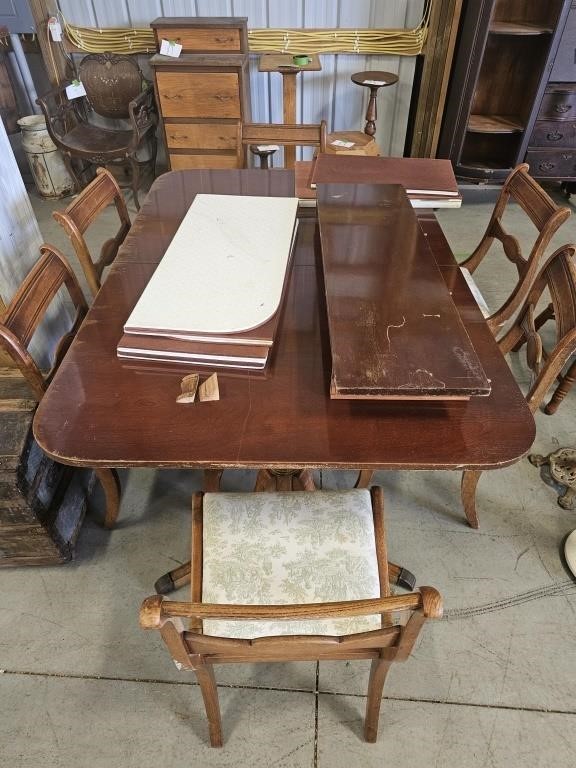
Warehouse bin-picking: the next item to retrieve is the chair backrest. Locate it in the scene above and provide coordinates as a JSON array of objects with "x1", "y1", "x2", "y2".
[
  {"x1": 53, "y1": 168, "x2": 131, "y2": 297},
  {"x1": 461, "y1": 163, "x2": 571, "y2": 332},
  {"x1": 499, "y1": 243, "x2": 576, "y2": 413},
  {"x1": 0, "y1": 245, "x2": 88, "y2": 400},
  {"x1": 237, "y1": 121, "x2": 327, "y2": 168},
  {"x1": 78, "y1": 53, "x2": 145, "y2": 119}
]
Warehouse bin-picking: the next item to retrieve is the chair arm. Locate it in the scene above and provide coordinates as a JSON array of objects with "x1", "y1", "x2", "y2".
[
  {"x1": 140, "y1": 589, "x2": 443, "y2": 627},
  {"x1": 36, "y1": 84, "x2": 85, "y2": 144},
  {"x1": 128, "y1": 86, "x2": 157, "y2": 149}
]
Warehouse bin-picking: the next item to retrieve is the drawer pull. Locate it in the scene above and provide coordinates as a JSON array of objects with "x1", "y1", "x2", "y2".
[
  {"x1": 539, "y1": 161, "x2": 555, "y2": 171},
  {"x1": 546, "y1": 131, "x2": 563, "y2": 141},
  {"x1": 554, "y1": 104, "x2": 572, "y2": 114},
  {"x1": 215, "y1": 36, "x2": 233, "y2": 42},
  {"x1": 215, "y1": 94, "x2": 232, "y2": 102}
]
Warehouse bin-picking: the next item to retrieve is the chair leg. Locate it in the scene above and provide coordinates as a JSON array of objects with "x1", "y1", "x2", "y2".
[
  {"x1": 63, "y1": 151, "x2": 82, "y2": 192},
  {"x1": 544, "y1": 358, "x2": 576, "y2": 415},
  {"x1": 355, "y1": 469, "x2": 374, "y2": 488},
  {"x1": 129, "y1": 156, "x2": 141, "y2": 211},
  {"x1": 461, "y1": 470, "x2": 482, "y2": 529},
  {"x1": 195, "y1": 662, "x2": 223, "y2": 747},
  {"x1": 95, "y1": 468, "x2": 122, "y2": 528},
  {"x1": 364, "y1": 658, "x2": 392, "y2": 743}
]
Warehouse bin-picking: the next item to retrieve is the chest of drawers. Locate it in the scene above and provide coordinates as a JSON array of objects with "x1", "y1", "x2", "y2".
[{"x1": 149, "y1": 18, "x2": 250, "y2": 171}]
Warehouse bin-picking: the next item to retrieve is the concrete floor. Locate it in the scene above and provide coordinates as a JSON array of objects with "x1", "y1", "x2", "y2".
[{"x1": 1, "y1": 180, "x2": 575, "y2": 767}]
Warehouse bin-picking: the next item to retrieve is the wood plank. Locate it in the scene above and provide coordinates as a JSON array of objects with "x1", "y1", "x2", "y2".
[{"x1": 317, "y1": 183, "x2": 490, "y2": 400}]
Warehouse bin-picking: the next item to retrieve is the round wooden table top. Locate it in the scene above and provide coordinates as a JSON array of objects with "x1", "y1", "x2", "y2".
[{"x1": 351, "y1": 71, "x2": 399, "y2": 88}]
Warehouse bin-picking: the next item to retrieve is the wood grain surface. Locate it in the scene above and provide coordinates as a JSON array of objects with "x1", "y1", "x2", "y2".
[{"x1": 33, "y1": 169, "x2": 535, "y2": 472}]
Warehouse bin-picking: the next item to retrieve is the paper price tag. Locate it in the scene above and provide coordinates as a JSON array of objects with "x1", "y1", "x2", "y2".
[
  {"x1": 65, "y1": 79, "x2": 87, "y2": 99},
  {"x1": 256, "y1": 145, "x2": 279, "y2": 152},
  {"x1": 363, "y1": 79, "x2": 388, "y2": 86},
  {"x1": 48, "y1": 17, "x2": 62, "y2": 42},
  {"x1": 331, "y1": 139, "x2": 355, "y2": 148},
  {"x1": 160, "y1": 38, "x2": 182, "y2": 57}
]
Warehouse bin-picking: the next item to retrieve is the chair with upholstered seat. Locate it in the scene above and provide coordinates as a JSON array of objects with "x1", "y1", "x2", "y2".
[
  {"x1": 459, "y1": 163, "x2": 570, "y2": 335},
  {"x1": 0, "y1": 244, "x2": 121, "y2": 528},
  {"x1": 53, "y1": 167, "x2": 131, "y2": 297},
  {"x1": 238, "y1": 121, "x2": 327, "y2": 169},
  {"x1": 140, "y1": 487, "x2": 442, "y2": 746},
  {"x1": 36, "y1": 52, "x2": 157, "y2": 210},
  {"x1": 462, "y1": 244, "x2": 576, "y2": 528}
]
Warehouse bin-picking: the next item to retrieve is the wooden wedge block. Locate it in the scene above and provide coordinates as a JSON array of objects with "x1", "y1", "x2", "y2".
[
  {"x1": 198, "y1": 373, "x2": 219, "y2": 402},
  {"x1": 176, "y1": 373, "x2": 200, "y2": 404}
]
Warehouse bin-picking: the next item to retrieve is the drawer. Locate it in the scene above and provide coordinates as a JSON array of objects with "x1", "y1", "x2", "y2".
[
  {"x1": 165, "y1": 123, "x2": 238, "y2": 150},
  {"x1": 530, "y1": 120, "x2": 576, "y2": 148},
  {"x1": 169, "y1": 153, "x2": 240, "y2": 170},
  {"x1": 525, "y1": 149, "x2": 576, "y2": 177},
  {"x1": 538, "y1": 86, "x2": 576, "y2": 121},
  {"x1": 154, "y1": 27, "x2": 242, "y2": 53},
  {"x1": 156, "y1": 72, "x2": 241, "y2": 119}
]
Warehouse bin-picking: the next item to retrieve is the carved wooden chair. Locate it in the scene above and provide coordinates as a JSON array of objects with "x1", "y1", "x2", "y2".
[
  {"x1": 0, "y1": 244, "x2": 121, "y2": 528},
  {"x1": 238, "y1": 121, "x2": 327, "y2": 169},
  {"x1": 462, "y1": 244, "x2": 576, "y2": 528},
  {"x1": 459, "y1": 163, "x2": 570, "y2": 335},
  {"x1": 140, "y1": 487, "x2": 442, "y2": 746},
  {"x1": 53, "y1": 167, "x2": 131, "y2": 297},
  {"x1": 36, "y1": 53, "x2": 157, "y2": 210}
]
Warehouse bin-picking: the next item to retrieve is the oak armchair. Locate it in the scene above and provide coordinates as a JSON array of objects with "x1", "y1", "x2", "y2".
[
  {"x1": 141, "y1": 488, "x2": 442, "y2": 746},
  {"x1": 36, "y1": 53, "x2": 157, "y2": 210}
]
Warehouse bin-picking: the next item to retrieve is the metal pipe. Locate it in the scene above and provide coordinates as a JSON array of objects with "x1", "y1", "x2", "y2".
[{"x1": 10, "y1": 33, "x2": 40, "y2": 114}]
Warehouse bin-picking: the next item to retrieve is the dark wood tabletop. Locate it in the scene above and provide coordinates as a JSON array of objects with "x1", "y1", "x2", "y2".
[{"x1": 33, "y1": 169, "x2": 535, "y2": 472}]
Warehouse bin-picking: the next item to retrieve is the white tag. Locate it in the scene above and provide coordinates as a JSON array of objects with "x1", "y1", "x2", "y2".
[
  {"x1": 363, "y1": 79, "x2": 388, "y2": 86},
  {"x1": 256, "y1": 144, "x2": 279, "y2": 152},
  {"x1": 160, "y1": 38, "x2": 182, "y2": 57},
  {"x1": 48, "y1": 17, "x2": 62, "y2": 42},
  {"x1": 331, "y1": 139, "x2": 355, "y2": 148},
  {"x1": 65, "y1": 80, "x2": 87, "y2": 99}
]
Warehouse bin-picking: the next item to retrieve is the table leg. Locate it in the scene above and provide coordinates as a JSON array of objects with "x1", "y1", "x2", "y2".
[
  {"x1": 283, "y1": 72, "x2": 297, "y2": 168},
  {"x1": 95, "y1": 468, "x2": 121, "y2": 529},
  {"x1": 365, "y1": 85, "x2": 379, "y2": 136}
]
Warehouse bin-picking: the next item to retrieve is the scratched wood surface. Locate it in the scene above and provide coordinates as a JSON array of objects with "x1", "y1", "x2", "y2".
[
  {"x1": 317, "y1": 183, "x2": 491, "y2": 399},
  {"x1": 33, "y1": 170, "x2": 534, "y2": 472}
]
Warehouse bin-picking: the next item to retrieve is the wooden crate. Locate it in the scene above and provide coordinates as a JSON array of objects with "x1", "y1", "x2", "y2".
[{"x1": 0, "y1": 372, "x2": 92, "y2": 566}]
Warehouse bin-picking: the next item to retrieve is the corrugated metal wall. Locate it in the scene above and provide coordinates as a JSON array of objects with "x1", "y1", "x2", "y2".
[{"x1": 59, "y1": 0, "x2": 424, "y2": 157}]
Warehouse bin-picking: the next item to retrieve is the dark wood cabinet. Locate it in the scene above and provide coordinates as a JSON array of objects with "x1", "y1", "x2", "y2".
[{"x1": 438, "y1": 0, "x2": 571, "y2": 181}]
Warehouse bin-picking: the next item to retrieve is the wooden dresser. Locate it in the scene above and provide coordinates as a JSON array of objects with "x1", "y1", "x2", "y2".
[
  {"x1": 526, "y1": 3, "x2": 576, "y2": 182},
  {"x1": 150, "y1": 17, "x2": 251, "y2": 171}
]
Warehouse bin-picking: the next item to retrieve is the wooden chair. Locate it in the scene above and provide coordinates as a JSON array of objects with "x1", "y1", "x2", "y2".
[
  {"x1": 140, "y1": 487, "x2": 442, "y2": 746},
  {"x1": 237, "y1": 121, "x2": 327, "y2": 169},
  {"x1": 0, "y1": 244, "x2": 121, "y2": 528},
  {"x1": 36, "y1": 52, "x2": 157, "y2": 210},
  {"x1": 459, "y1": 163, "x2": 570, "y2": 335},
  {"x1": 53, "y1": 167, "x2": 131, "y2": 297},
  {"x1": 462, "y1": 244, "x2": 576, "y2": 528}
]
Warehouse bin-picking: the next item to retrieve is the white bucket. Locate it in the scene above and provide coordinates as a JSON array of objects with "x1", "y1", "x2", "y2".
[{"x1": 17, "y1": 115, "x2": 75, "y2": 198}]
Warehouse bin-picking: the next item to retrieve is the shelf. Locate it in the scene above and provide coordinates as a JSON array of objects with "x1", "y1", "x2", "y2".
[
  {"x1": 489, "y1": 22, "x2": 554, "y2": 35},
  {"x1": 467, "y1": 114, "x2": 525, "y2": 133}
]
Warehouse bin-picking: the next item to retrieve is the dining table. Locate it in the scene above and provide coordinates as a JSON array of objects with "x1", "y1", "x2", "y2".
[{"x1": 33, "y1": 168, "x2": 536, "y2": 527}]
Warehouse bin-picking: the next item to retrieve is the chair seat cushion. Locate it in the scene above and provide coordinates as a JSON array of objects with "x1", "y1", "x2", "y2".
[
  {"x1": 202, "y1": 489, "x2": 382, "y2": 639},
  {"x1": 460, "y1": 267, "x2": 491, "y2": 318},
  {"x1": 62, "y1": 123, "x2": 134, "y2": 156}
]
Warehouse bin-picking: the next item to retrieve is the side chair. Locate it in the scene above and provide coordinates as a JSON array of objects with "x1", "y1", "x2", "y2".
[
  {"x1": 459, "y1": 163, "x2": 570, "y2": 335},
  {"x1": 53, "y1": 167, "x2": 131, "y2": 297},
  {"x1": 140, "y1": 487, "x2": 442, "y2": 746},
  {"x1": 0, "y1": 244, "x2": 121, "y2": 528},
  {"x1": 462, "y1": 244, "x2": 576, "y2": 528},
  {"x1": 238, "y1": 120, "x2": 327, "y2": 169}
]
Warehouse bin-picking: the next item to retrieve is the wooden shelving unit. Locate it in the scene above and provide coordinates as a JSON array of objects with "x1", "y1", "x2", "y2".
[{"x1": 438, "y1": 0, "x2": 571, "y2": 181}]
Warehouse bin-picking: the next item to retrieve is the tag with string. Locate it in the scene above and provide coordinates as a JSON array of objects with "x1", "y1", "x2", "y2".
[
  {"x1": 65, "y1": 79, "x2": 86, "y2": 99},
  {"x1": 160, "y1": 38, "x2": 182, "y2": 57},
  {"x1": 48, "y1": 16, "x2": 62, "y2": 42}
]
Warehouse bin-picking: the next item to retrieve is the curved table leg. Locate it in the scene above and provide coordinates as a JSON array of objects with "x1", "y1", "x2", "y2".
[
  {"x1": 95, "y1": 468, "x2": 122, "y2": 529},
  {"x1": 461, "y1": 470, "x2": 482, "y2": 529}
]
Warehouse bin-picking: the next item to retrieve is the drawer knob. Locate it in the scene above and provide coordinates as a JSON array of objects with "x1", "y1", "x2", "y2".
[
  {"x1": 546, "y1": 131, "x2": 563, "y2": 141},
  {"x1": 554, "y1": 104, "x2": 572, "y2": 114},
  {"x1": 539, "y1": 161, "x2": 555, "y2": 171}
]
